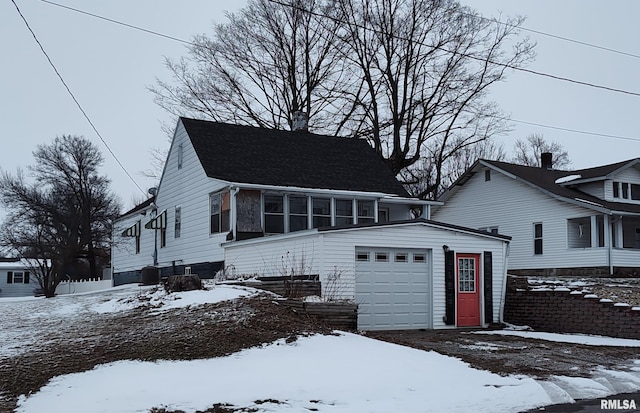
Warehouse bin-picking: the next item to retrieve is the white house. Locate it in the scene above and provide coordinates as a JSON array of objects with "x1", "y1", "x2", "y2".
[
  {"x1": 112, "y1": 117, "x2": 511, "y2": 330},
  {"x1": 433, "y1": 154, "x2": 640, "y2": 276},
  {"x1": 0, "y1": 259, "x2": 36, "y2": 298}
]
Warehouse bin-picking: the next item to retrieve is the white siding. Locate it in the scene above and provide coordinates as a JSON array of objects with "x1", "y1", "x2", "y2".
[
  {"x1": 613, "y1": 166, "x2": 640, "y2": 183},
  {"x1": 433, "y1": 169, "x2": 601, "y2": 270},
  {"x1": 224, "y1": 222, "x2": 508, "y2": 329},
  {"x1": 0, "y1": 268, "x2": 36, "y2": 297},
  {"x1": 112, "y1": 211, "x2": 155, "y2": 274},
  {"x1": 576, "y1": 181, "x2": 604, "y2": 199},
  {"x1": 152, "y1": 121, "x2": 230, "y2": 270}
]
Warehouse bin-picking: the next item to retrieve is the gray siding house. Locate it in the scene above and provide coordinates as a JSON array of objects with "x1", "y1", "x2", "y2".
[{"x1": 433, "y1": 155, "x2": 640, "y2": 276}]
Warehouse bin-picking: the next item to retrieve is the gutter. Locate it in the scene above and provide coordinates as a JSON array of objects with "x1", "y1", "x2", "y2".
[{"x1": 499, "y1": 241, "x2": 510, "y2": 324}]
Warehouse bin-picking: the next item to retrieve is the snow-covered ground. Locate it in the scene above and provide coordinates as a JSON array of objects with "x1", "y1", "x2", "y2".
[{"x1": 2, "y1": 283, "x2": 640, "y2": 413}]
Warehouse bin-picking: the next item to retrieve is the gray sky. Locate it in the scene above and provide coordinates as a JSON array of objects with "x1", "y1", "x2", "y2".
[{"x1": 2, "y1": 0, "x2": 639, "y2": 211}]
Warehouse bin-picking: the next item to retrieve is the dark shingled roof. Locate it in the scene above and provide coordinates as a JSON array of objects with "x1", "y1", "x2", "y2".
[
  {"x1": 482, "y1": 159, "x2": 640, "y2": 214},
  {"x1": 180, "y1": 118, "x2": 410, "y2": 197}
]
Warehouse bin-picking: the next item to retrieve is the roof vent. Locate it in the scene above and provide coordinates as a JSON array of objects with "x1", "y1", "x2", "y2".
[
  {"x1": 541, "y1": 152, "x2": 553, "y2": 169},
  {"x1": 291, "y1": 111, "x2": 308, "y2": 132}
]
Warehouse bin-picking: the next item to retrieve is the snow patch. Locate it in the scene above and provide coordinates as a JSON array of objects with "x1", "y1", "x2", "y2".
[
  {"x1": 475, "y1": 330, "x2": 640, "y2": 347},
  {"x1": 555, "y1": 174, "x2": 582, "y2": 184}
]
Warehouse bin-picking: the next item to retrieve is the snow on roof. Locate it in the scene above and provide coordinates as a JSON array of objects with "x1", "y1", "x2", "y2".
[{"x1": 554, "y1": 174, "x2": 582, "y2": 184}]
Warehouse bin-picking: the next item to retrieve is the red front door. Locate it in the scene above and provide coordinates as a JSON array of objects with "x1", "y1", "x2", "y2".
[{"x1": 456, "y1": 254, "x2": 481, "y2": 327}]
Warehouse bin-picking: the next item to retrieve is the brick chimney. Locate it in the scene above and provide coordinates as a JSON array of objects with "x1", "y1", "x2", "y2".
[
  {"x1": 291, "y1": 111, "x2": 308, "y2": 132},
  {"x1": 541, "y1": 152, "x2": 553, "y2": 169}
]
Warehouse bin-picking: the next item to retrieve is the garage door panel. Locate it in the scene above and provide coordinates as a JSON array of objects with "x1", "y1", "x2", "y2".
[{"x1": 356, "y1": 248, "x2": 431, "y2": 330}]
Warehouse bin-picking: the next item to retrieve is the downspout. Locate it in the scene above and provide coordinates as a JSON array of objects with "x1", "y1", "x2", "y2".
[
  {"x1": 230, "y1": 186, "x2": 240, "y2": 241},
  {"x1": 499, "y1": 241, "x2": 510, "y2": 323},
  {"x1": 608, "y1": 213, "x2": 613, "y2": 276}
]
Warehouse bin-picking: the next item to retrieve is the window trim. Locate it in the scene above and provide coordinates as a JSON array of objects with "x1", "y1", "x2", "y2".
[
  {"x1": 533, "y1": 222, "x2": 543, "y2": 255},
  {"x1": 177, "y1": 143, "x2": 183, "y2": 169},
  {"x1": 264, "y1": 194, "x2": 285, "y2": 234},
  {"x1": 174, "y1": 207, "x2": 181, "y2": 239},
  {"x1": 210, "y1": 191, "x2": 230, "y2": 235}
]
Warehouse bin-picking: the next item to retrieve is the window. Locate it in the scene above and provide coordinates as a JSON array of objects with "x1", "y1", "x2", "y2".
[
  {"x1": 135, "y1": 234, "x2": 141, "y2": 254},
  {"x1": 458, "y1": 258, "x2": 476, "y2": 292},
  {"x1": 264, "y1": 195, "x2": 284, "y2": 234},
  {"x1": 484, "y1": 169, "x2": 491, "y2": 181},
  {"x1": 534, "y1": 223, "x2": 543, "y2": 255},
  {"x1": 632, "y1": 184, "x2": 640, "y2": 201},
  {"x1": 375, "y1": 252, "x2": 389, "y2": 262},
  {"x1": 288, "y1": 195, "x2": 308, "y2": 232},
  {"x1": 177, "y1": 144, "x2": 183, "y2": 169},
  {"x1": 613, "y1": 181, "x2": 620, "y2": 198},
  {"x1": 160, "y1": 228, "x2": 167, "y2": 248},
  {"x1": 395, "y1": 252, "x2": 408, "y2": 263},
  {"x1": 335, "y1": 199, "x2": 353, "y2": 226},
  {"x1": 413, "y1": 253, "x2": 426, "y2": 263},
  {"x1": 567, "y1": 217, "x2": 590, "y2": 248},
  {"x1": 378, "y1": 208, "x2": 389, "y2": 223},
  {"x1": 312, "y1": 198, "x2": 331, "y2": 228},
  {"x1": 210, "y1": 192, "x2": 230, "y2": 234},
  {"x1": 356, "y1": 252, "x2": 369, "y2": 262},
  {"x1": 174, "y1": 207, "x2": 181, "y2": 238},
  {"x1": 357, "y1": 200, "x2": 375, "y2": 224},
  {"x1": 622, "y1": 182, "x2": 629, "y2": 199},
  {"x1": 6, "y1": 271, "x2": 29, "y2": 284}
]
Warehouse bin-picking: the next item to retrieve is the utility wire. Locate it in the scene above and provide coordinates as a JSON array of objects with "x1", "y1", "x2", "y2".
[
  {"x1": 36, "y1": 0, "x2": 640, "y2": 143},
  {"x1": 457, "y1": 9, "x2": 640, "y2": 61},
  {"x1": 41, "y1": 0, "x2": 640, "y2": 98},
  {"x1": 11, "y1": 0, "x2": 146, "y2": 195},
  {"x1": 266, "y1": 0, "x2": 640, "y2": 98},
  {"x1": 40, "y1": 0, "x2": 191, "y2": 45}
]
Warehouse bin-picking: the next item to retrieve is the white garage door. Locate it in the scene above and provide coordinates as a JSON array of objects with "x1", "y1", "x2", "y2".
[{"x1": 355, "y1": 248, "x2": 431, "y2": 330}]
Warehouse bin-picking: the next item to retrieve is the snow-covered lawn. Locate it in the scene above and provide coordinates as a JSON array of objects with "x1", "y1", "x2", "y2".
[{"x1": 2, "y1": 283, "x2": 640, "y2": 413}]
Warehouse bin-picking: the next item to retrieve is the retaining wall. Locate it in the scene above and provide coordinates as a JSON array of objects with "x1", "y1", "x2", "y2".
[{"x1": 504, "y1": 276, "x2": 640, "y2": 339}]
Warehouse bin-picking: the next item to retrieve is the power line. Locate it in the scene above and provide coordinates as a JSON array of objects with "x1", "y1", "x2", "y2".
[
  {"x1": 10, "y1": 0, "x2": 146, "y2": 195},
  {"x1": 266, "y1": 0, "x2": 640, "y2": 98},
  {"x1": 508, "y1": 117, "x2": 640, "y2": 143},
  {"x1": 35, "y1": 0, "x2": 640, "y2": 144},
  {"x1": 40, "y1": 0, "x2": 192, "y2": 46},
  {"x1": 458, "y1": 10, "x2": 640, "y2": 61}
]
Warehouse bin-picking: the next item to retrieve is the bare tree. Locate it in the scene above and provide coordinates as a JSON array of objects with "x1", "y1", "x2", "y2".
[
  {"x1": 512, "y1": 133, "x2": 571, "y2": 169},
  {"x1": 0, "y1": 136, "x2": 121, "y2": 297},
  {"x1": 150, "y1": 0, "x2": 351, "y2": 132},
  {"x1": 403, "y1": 136, "x2": 506, "y2": 198},
  {"x1": 151, "y1": 0, "x2": 535, "y2": 199}
]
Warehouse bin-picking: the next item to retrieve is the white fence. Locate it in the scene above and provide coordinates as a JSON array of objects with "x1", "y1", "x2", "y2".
[{"x1": 55, "y1": 278, "x2": 113, "y2": 295}]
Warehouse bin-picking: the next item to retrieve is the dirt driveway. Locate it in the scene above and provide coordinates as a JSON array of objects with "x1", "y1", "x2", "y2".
[{"x1": 366, "y1": 329, "x2": 640, "y2": 379}]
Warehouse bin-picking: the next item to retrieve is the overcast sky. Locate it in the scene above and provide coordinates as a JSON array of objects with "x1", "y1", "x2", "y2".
[{"x1": 2, "y1": 0, "x2": 639, "y2": 211}]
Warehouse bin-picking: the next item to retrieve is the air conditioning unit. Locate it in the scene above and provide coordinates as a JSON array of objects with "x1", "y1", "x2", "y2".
[{"x1": 184, "y1": 266, "x2": 191, "y2": 275}]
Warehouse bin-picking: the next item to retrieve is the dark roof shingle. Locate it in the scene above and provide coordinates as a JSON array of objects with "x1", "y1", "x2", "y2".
[
  {"x1": 180, "y1": 118, "x2": 409, "y2": 197},
  {"x1": 483, "y1": 159, "x2": 640, "y2": 214}
]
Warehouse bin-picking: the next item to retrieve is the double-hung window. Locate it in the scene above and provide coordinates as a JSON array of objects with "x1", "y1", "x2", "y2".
[
  {"x1": 174, "y1": 207, "x2": 181, "y2": 238},
  {"x1": 312, "y1": 198, "x2": 331, "y2": 228},
  {"x1": 210, "y1": 191, "x2": 230, "y2": 234},
  {"x1": 335, "y1": 199, "x2": 353, "y2": 226},
  {"x1": 288, "y1": 195, "x2": 308, "y2": 232},
  {"x1": 534, "y1": 223, "x2": 543, "y2": 255},
  {"x1": 357, "y1": 200, "x2": 375, "y2": 224},
  {"x1": 264, "y1": 195, "x2": 285, "y2": 234},
  {"x1": 7, "y1": 271, "x2": 30, "y2": 284}
]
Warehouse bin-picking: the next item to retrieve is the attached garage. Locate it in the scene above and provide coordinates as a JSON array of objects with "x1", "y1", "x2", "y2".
[
  {"x1": 355, "y1": 248, "x2": 431, "y2": 330},
  {"x1": 223, "y1": 219, "x2": 511, "y2": 331}
]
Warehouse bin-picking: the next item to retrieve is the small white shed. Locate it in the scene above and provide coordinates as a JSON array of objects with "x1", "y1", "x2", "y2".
[{"x1": 223, "y1": 219, "x2": 510, "y2": 331}]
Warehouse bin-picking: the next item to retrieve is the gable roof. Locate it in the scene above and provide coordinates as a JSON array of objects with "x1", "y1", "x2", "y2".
[
  {"x1": 444, "y1": 158, "x2": 640, "y2": 215},
  {"x1": 180, "y1": 118, "x2": 410, "y2": 197}
]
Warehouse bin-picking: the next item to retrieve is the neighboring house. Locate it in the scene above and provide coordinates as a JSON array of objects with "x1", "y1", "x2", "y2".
[
  {"x1": 0, "y1": 259, "x2": 35, "y2": 298},
  {"x1": 112, "y1": 117, "x2": 511, "y2": 330},
  {"x1": 433, "y1": 154, "x2": 640, "y2": 276}
]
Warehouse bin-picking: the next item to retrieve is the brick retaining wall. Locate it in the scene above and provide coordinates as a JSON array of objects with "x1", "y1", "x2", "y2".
[{"x1": 504, "y1": 276, "x2": 640, "y2": 339}]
